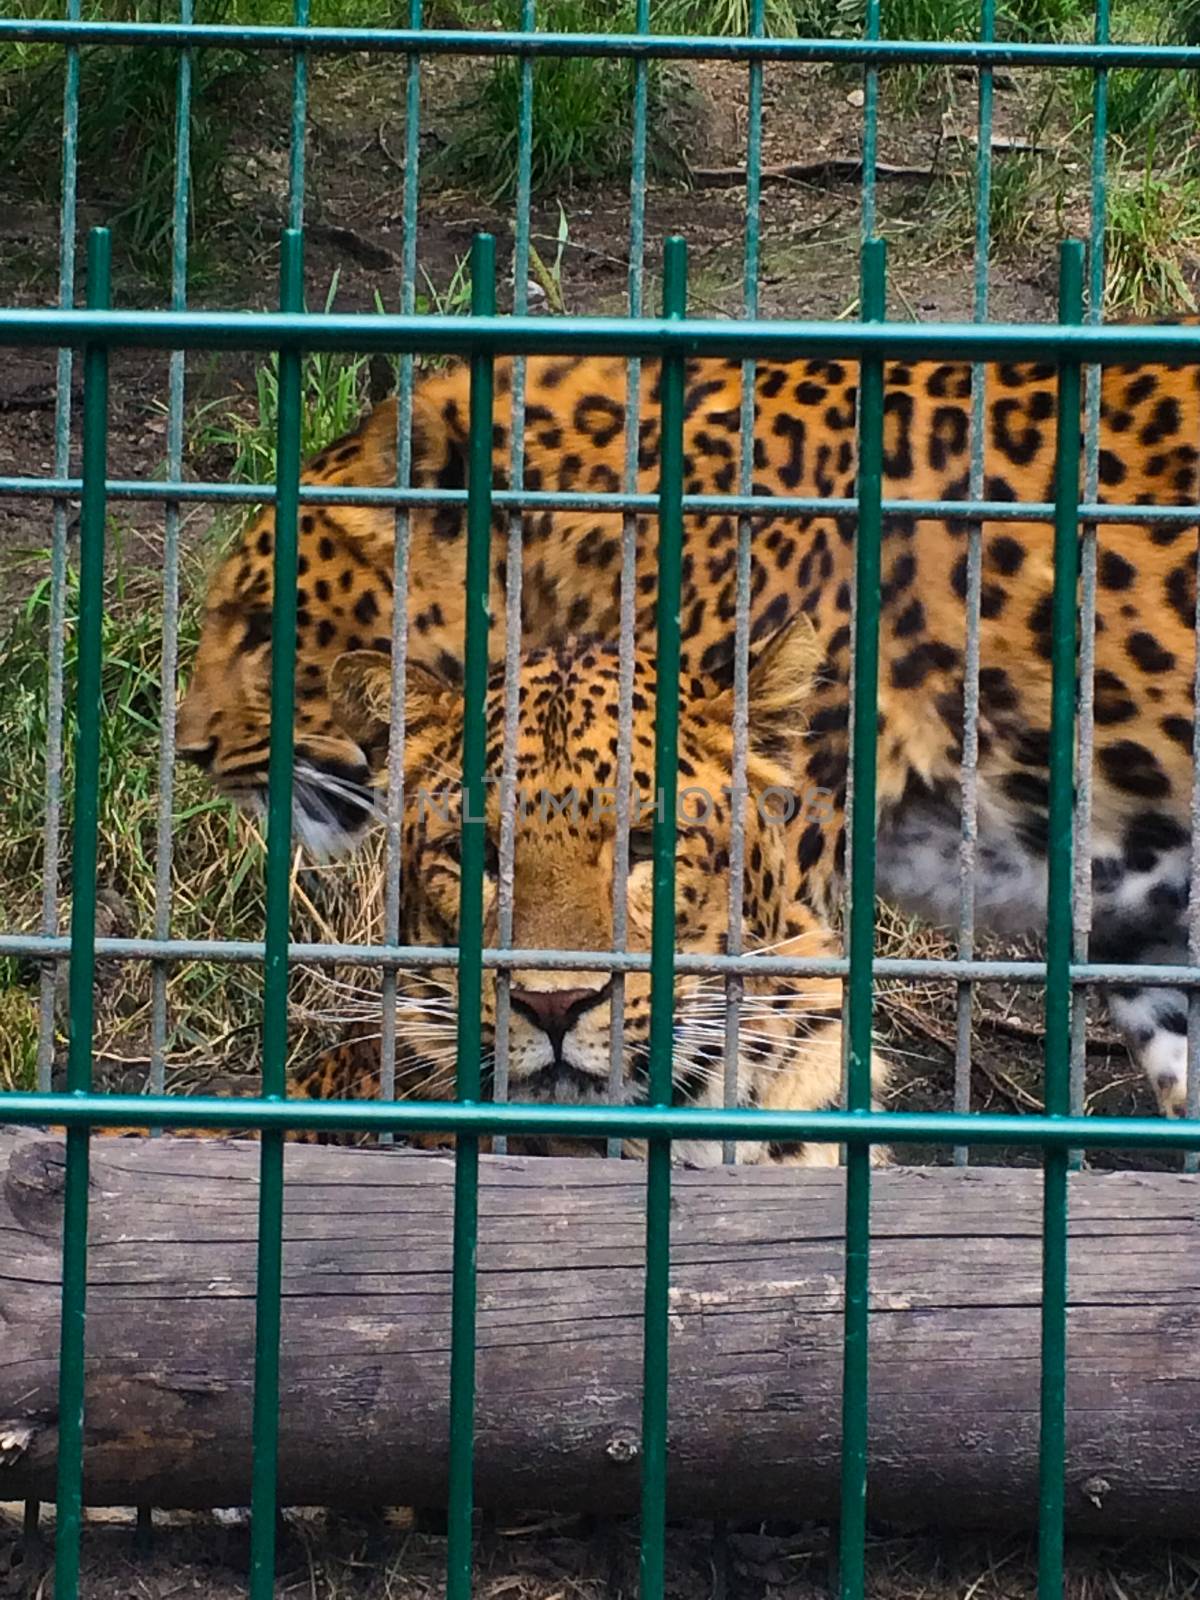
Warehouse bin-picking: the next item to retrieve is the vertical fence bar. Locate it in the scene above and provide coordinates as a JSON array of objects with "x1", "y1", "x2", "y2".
[
  {"x1": 1038, "y1": 239, "x2": 1084, "y2": 1600},
  {"x1": 640, "y1": 234, "x2": 687, "y2": 1600},
  {"x1": 839, "y1": 236, "x2": 886, "y2": 1600},
  {"x1": 287, "y1": 0, "x2": 310, "y2": 229},
  {"x1": 247, "y1": 228, "x2": 305, "y2": 1600},
  {"x1": 719, "y1": 42, "x2": 764, "y2": 1581},
  {"x1": 492, "y1": 0, "x2": 536, "y2": 1152},
  {"x1": 860, "y1": 0, "x2": 881, "y2": 242},
  {"x1": 150, "y1": 0, "x2": 194, "y2": 1108},
  {"x1": 446, "y1": 231, "x2": 496, "y2": 1600},
  {"x1": 1178, "y1": 0, "x2": 1200, "y2": 1160},
  {"x1": 842, "y1": 0, "x2": 882, "y2": 1100},
  {"x1": 953, "y1": 0, "x2": 995, "y2": 1166},
  {"x1": 1190, "y1": 464, "x2": 1200, "y2": 1154},
  {"x1": 1071, "y1": 0, "x2": 1109, "y2": 1168},
  {"x1": 380, "y1": 0, "x2": 424, "y2": 1136},
  {"x1": 608, "y1": 0, "x2": 652, "y2": 1155},
  {"x1": 53, "y1": 225, "x2": 111, "y2": 1600},
  {"x1": 721, "y1": 0, "x2": 765, "y2": 1165},
  {"x1": 36, "y1": 0, "x2": 83, "y2": 1090}
]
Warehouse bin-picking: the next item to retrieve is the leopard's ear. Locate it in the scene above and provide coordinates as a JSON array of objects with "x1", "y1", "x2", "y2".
[
  {"x1": 329, "y1": 649, "x2": 461, "y2": 750},
  {"x1": 745, "y1": 614, "x2": 822, "y2": 756},
  {"x1": 409, "y1": 371, "x2": 469, "y2": 490},
  {"x1": 329, "y1": 651, "x2": 393, "y2": 748},
  {"x1": 350, "y1": 356, "x2": 473, "y2": 482},
  {"x1": 700, "y1": 614, "x2": 822, "y2": 761},
  {"x1": 403, "y1": 654, "x2": 462, "y2": 739},
  {"x1": 337, "y1": 395, "x2": 398, "y2": 480}
]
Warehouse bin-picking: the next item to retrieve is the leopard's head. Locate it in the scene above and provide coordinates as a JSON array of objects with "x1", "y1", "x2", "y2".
[
  {"x1": 330, "y1": 619, "x2": 865, "y2": 1164},
  {"x1": 175, "y1": 388, "x2": 463, "y2": 859}
]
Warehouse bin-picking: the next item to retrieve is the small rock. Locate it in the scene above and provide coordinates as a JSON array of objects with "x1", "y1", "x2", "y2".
[
  {"x1": 605, "y1": 1431, "x2": 639, "y2": 1464},
  {"x1": 846, "y1": 87, "x2": 865, "y2": 108},
  {"x1": 0, "y1": 1425, "x2": 33, "y2": 1466},
  {"x1": 1082, "y1": 1473, "x2": 1111, "y2": 1508}
]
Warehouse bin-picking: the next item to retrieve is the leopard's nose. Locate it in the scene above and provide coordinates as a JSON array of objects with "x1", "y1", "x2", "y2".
[{"x1": 509, "y1": 982, "x2": 612, "y2": 1047}]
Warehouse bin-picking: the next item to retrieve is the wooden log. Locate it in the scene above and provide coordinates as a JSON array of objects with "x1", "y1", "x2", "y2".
[{"x1": 1, "y1": 1128, "x2": 1199, "y2": 1534}]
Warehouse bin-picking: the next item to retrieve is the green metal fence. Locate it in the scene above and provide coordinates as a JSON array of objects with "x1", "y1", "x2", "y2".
[{"x1": 1, "y1": 4, "x2": 1200, "y2": 1599}]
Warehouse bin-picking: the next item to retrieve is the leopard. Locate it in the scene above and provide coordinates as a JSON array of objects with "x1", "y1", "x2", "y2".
[
  {"x1": 289, "y1": 623, "x2": 890, "y2": 1165},
  {"x1": 177, "y1": 346, "x2": 1200, "y2": 1119}
]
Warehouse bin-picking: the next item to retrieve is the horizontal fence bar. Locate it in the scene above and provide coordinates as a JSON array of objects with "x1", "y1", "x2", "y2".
[
  {"x1": 4, "y1": 1093, "x2": 1200, "y2": 1148},
  {"x1": 8, "y1": 931, "x2": 1200, "y2": 987},
  {"x1": 5, "y1": 311, "x2": 1200, "y2": 362},
  {"x1": 1, "y1": 474, "x2": 1195, "y2": 530},
  {"x1": 2, "y1": 20, "x2": 1198, "y2": 69}
]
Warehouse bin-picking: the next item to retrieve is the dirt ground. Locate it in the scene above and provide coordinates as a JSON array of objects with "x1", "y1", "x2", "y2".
[
  {"x1": 4, "y1": 1504, "x2": 1200, "y2": 1600},
  {"x1": 2, "y1": 46, "x2": 1199, "y2": 1600},
  {"x1": 0, "y1": 54, "x2": 1066, "y2": 565}
]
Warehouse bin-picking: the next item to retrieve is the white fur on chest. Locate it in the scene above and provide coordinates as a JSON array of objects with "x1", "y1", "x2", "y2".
[
  {"x1": 874, "y1": 788, "x2": 1048, "y2": 937},
  {"x1": 872, "y1": 777, "x2": 1194, "y2": 1112},
  {"x1": 873, "y1": 784, "x2": 1190, "y2": 941}
]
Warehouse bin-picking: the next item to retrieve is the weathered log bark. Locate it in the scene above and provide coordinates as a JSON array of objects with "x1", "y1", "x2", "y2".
[{"x1": 1, "y1": 1128, "x2": 1199, "y2": 1534}]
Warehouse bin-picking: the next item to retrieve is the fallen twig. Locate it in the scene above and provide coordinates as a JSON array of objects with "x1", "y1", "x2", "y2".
[
  {"x1": 977, "y1": 1010, "x2": 1122, "y2": 1057},
  {"x1": 306, "y1": 220, "x2": 398, "y2": 271},
  {"x1": 689, "y1": 157, "x2": 933, "y2": 189}
]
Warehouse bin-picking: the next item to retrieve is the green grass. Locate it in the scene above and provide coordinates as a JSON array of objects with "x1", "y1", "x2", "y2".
[
  {"x1": 435, "y1": 0, "x2": 682, "y2": 201},
  {"x1": 1104, "y1": 160, "x2": 1200, "y2": 315},
  {"x1": 926, "y1": 138, "x2": 1200, "y2": 321},
  {"x1": 657, "y1": 0, "x2": 799, "y2": 38},
  {"x1": 998, "y1": 0, "x2": 1093, "y2": 34},
  {"x1": 2, "y1": 0, "x2": 1182, "y2": 269},
  {"x1": 0, "y1": 531, "x2": 267, "y2": 1089},
  {"x1": 0, "y1": 0, "x2": 410, "y2": 283},
  {"x1": 187, "y1": 262, "x2": 482, "y2": 482},
  {"x1": 189, "y1": 275, "x2": 372, "y2": 489},
  {"x1": 0, "y1": 965, "x2": 39, "y2": 1090},
  {"x1": 899, "y1": 0, "x2": 1197, "y2": 306},
  {"x1": 1096, "y1": 0, "x2": 1200, "y2": 292},
  {"x1": 986, "y1": 155, "x2": 1056, "y2": 247},
  {"x1": 927, "y1": 81, "x2": 1066, "y2": 254},
  {"x1": 191, "y1": 349, "x2": 369, "y2": 486},
  {"x1": 870, "y1": 0, "x2": 1093, "y2": 106},
  {"x1": 1068, "y1": 0, "x2": 1200, "y2": 163},
  {"x1": 0, "y1": 333, "x2": 397, "y2": 1091},
  {"x1": 0, "y1": 0, "x2": 282, "y2": 282}
]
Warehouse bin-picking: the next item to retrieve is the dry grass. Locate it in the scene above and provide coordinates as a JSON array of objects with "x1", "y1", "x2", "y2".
[
  {"x1": 4, "y1": 1506, "x2": 1200, "y2": 1599},
  {"x1": 0, "y1": 364, "x2": 388, "y2": 1097}
]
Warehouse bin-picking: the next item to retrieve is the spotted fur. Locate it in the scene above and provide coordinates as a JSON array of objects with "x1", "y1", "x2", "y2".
[
  {"x1": 288, "y1": 627, "x2": 889, "y2": 1165},
  {"x1": 178, "y1": 349, "x2": 1200, "y2": 1116}
]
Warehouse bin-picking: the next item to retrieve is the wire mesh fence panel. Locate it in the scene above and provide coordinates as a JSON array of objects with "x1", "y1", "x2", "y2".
[{"x1": 0, "y1": 4, "x2": 1199, "y2": 1599}]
